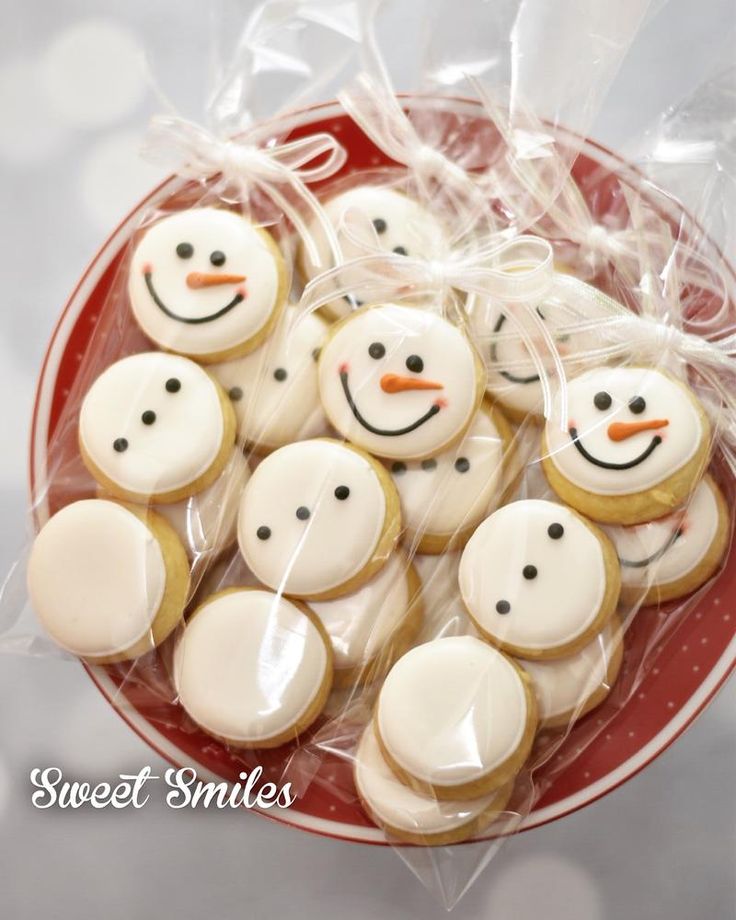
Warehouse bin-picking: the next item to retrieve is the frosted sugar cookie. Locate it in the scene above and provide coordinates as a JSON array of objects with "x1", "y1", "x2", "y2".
[
  {"x1": 375, "y1": 636, "x2": 537, "y2": 799},
  {"x1": 174, "y1": 588, "x2": 332, "y2": 748},
  {"x1": 604, "y1": 475, "x2": 729, "y2": 605},
  {"x1": 128, "y1": 207, "x2": 288, "y2": 362},
  {"x1": 27, "y1": 499, "x2": 189, "y2": 663},
  {"x1": 542, "y1": 366, "x2": 711, "y2": 524},
  {"x1": 355, "y1": 724, "x2": 514, "y2": 845},
  {"x1": 318, "y1": 303, "x2": 485, "y2": 460},
  {"x1": 237, "y1": 438, "x2": 401, "y2": 600},
  {"x1": 79, "y1": 352, "x2": 236, "y2": 504},
  {"x1": 459, "y1": 500, "x2": 620, "y2": 659}
]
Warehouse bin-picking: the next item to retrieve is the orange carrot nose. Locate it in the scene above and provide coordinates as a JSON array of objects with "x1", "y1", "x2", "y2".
[
  {"x1": 186, "y1": 272, "x2": 246, "y2": 289},
  {"x1": 607, "y1": 418, "x2": 669, "y2": 441},
  {"x1": 380, "y1": 373, "x2": 444, "y2": 394}
]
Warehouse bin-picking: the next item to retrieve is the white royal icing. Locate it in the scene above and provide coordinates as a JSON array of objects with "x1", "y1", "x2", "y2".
[
  {"x1": 28, "y1": 500, "x2": 166, "y2": 657},
  {"x1": 309, "y1": 553, "x2": 411, "y2": 672},
  {"x1": 458, "y1": 500, "x2": 607, "y2": 653},
  {"x1": 355, "y1": 723, "x2": 507, "y2": 836},
  {"x1": 301, "y1": 185, "x2": 449, "y2": 319},
  {"x1": 604, "y1": 477, "x2": 720, "y2": 590},
  {"x1": 174, "y1": 589, "x2": 328, "y2": 743},
  {"x1": 238, "y1": 439, "x2": 388, "y2": 596},
  {"x1": 389, "y1": 405, "x2": 504, "y2": 538},
  {"x1": 318, "y1": 304, "x2": 480, "y2": 460},
  {"x1": 129, "y1": 207, "x2": 282, "y2": 357},
  {"x1": 376, "y1": 636, "x2": 529, "y2": 787},
  {"x1": 80, "y1": 352, "x2": 226, "y2": 497},
  {"x1": 211, "y1": 305, "x2": 329, "y2": 449},
  {"x1": 545, "y1": 367, "x2": 703, "y2": 496}
]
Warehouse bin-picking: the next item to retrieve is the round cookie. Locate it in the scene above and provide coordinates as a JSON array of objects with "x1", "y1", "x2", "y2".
[
  {"x1": 388, "y1": 399, "x2": 513, "y2": 553},
  {"x1": 542, "y1": 366, "x2": 711, "y2": 524},
  {"x1": 211, "y1": 304, "x2": 330, "y2": 452},
  {"x1": 79, "y1": 352, "x2": 236, "y2": 504},
  {"x1": 375, "y1": 635, "x2": 537, "y2": 800},
  {"x1": 309, "y1": 553, "x2": 423, "y2": 687},
  {"x1": 318, "y1": 303, "x2": 485, "y2": 461},
  {"x1": 174, "y1": 587, "x2": 332, "y2": 748},
  {"x1": 603, "y1": 474, "x2": 729, "y2": 606},
  {"x1": 128, "y1": 207, "x2": 288, "y2": 362},
  {"x1": 354, "y1": 723, "x2": 514, "y2": 846},
  {"x1": 298, "y1": 185, "x2": 450, "y2": 321},
  {"x1": 237, "y1": 438, "x2": 401, "y2": 600},
  {"x1": 458, "y1": 500, "x2": 621, "y2": 659},
  {"x1": 27, "y1": 499, "x2": 189, "y2": 663},
  {"x1": 520, "y1": 619, "x2": 624, "y2": 729}
]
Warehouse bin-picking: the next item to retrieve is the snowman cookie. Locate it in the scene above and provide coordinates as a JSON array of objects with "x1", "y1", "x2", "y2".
[
  {"x1": 79, "y1": 352, "x2": 236, "y2": 504},
  {"x1": 318, "y1": 303, "x2": 485, "y2": 461},
  {"x1": 129, "y1": 207, "x2": 288, "y2": 362},
  {"x1": 459, "y1": 500, "x2": 620, "y2": 659},
  {"x1": 28, "y1": 500, "x2": 189, "y2": 662},
  {"x1": 603, "y1": 475, "x2": 729, "y2": 606},
  {"x1": 174, "y1": 588, "x2": 332, "y2": 748},
  {"x1": 298, "y1": 185, "x2": 450, "y2": 321},
  {"x1": 354, "y1": 724, "x2": 514, "y2": 846},
  {"x1": 389, "y1": 398, "x2": 513, "y2": 553},
  {"x1": 237, "y1": 438, "x2": 401, "y2": 600},
  {"x1": 309, "y1": 553, "x2": 423, "y2": 687},
  {"x1": 542, "y1": 366, "x2": 711, "y2": 525},
  {"x1": 211, "y1": 305, "x2": 330, "y2": 452}
]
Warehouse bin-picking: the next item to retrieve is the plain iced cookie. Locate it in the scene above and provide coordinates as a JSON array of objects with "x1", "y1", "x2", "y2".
[
  {"x1": 388, "y1": 399, "x2": 513, "y2": 552},
  {"x1": 309, "y1": 553, "x2": 423, "y2": 687},
  {"x1": 211, "y1": 305, "x2": 330, "y2": 452},
  {"x1": 79, "y1": 352, "x2": 236, "y2": 504},
  {"x1": 542, "y1": 366, "x2": 711, "y2": 524},
  {"x1": 237, "y1": 438, "x2": 401, "y2": 600},
  {"x1": 128, "y1": 207, "x2": 288, "y2": 362},
  {"x1": 174, "y1": 588, "x2": 332, "y2": 748},
  {"x1": 318, "y1": 303, "x2": 485, "y2": 460},
  {"x1": 298, "y1": 185, "x2": 449, "y2": 321},
  {"x1": 355, "y1": 723, "x2": 514, "y2": 846},
  {"x1": 459, "y1": 500, "x2": 620, "y2": 659},
  {"x1": 604, "y1": 474, "x2": 729, "y2": 606},
  {"x1": 28, "y1": 499, "x2": 189, "y2": 663},
  {"x1": 375, "y1": 635, "x2": 537, "y2": 800},
  {"x1": 520, "y1": 619, "x2": 624, "y2": 729}
]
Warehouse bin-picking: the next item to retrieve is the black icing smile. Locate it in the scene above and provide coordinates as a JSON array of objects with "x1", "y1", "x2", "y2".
[
  {"x1": 144, "y1": 272, "x2": 244, "y2": 325},
  {"x1": 568, "y1": 426, "x2": 663, "y2": 470},
  {"x1": 619, "y1": 526, "x2": 682, "y2": 569},
  {"x1": 339, "y1": 369, "x2": 441, "y2": 437},
  {"x1": 490, "y1": 313, "x2": 541, "y2": 385}
]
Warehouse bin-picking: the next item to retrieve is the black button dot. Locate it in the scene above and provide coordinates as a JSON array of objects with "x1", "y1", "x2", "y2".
[
  {"x1": 273, "y1": 368, "x2": 287, "y2": 382},
  {"x1": 455, "y1": 457, "x2": 470, "y2": 473},
  {"x1": 165, "y1": 378, "x2": 181, "y2": 393},
  {"x1": 391, "y1": 461, "x2": 407, "y2": 475},
  {"x1": 141, "y1": 410, "x2": 156, "y2": 425},
  {"x1": 210, "y1": 250, "x2": 226, "y2": 267},
  {"x1": 176, "y1": 242, "x2": 193, "y2": 259},
  {"x1": 256, "y1": 526, "x2": 271, "y2": 541},
  {"x1": 368, "y1": 342, "x2": 386, "y2": 359},
  {"x1": 393, "y1": 245, "x2": 408, "y2": 256},
  {"x1": 496, "y1": 600, "x2": 511, "y2": 615},
  {"x1": 334, "y1": 485, "x2": 350, "y2": 500},
  {"x1": 547, "y1": 523, "x2": 564, "y2": 539},
  {"x1": 523, "y1": 564, "x2": 538, "y2": 580},
  {"x1": 372, "y1": 217, "x2": 387, "y2": 234},
  {"x1": 406, "y1": 354, "x2": 424, "y2": 373},
  {"x1": 311, "y1": 348, "x2": 321, "y2": 362},
  {"x1": 421, "y1": 458, "x2": 437, "y2": 471},
  {"x1": 296, "y1": 506, "x2": 310, "y2": 521},
  {"x1": 113, "y1": 438, "x2": 128, "y2": 453},
  {"x1": 629, "y1": 396, "x2": 646, "y2": 414},
  {"x1": 228, "y1": 386, "x2": 243, "y2": 401},
  {"x1": 594, "y1": 391, "x2": 612, "y2": 411}
]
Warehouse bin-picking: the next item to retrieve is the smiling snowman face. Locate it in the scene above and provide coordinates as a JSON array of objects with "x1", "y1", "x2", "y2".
[
  {"x1": 318, "y1": 304, "x2": 482, "y2": 460},
  {"x1": 545, "y1": 367, "x2": 705, "y2": 496},
  {"x1": 129, "y1": 207, "x2": 286, "y2": 360}
]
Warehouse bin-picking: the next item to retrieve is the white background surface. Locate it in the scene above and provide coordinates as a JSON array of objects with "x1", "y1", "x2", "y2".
[{"x1": 0, "y1": 1, "x2": 734, "y2": 917}]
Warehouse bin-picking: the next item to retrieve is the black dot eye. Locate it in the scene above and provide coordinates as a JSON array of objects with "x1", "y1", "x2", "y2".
[
  {"x1": 372, "y1": 217, "x2": 387, "y2": 234},
  {"x1": 311, "y1": 348, "x2": 321, "y2": 362},
  {"x1": 393, "y1": 245, "x2": 408, "y2": 256},
  {"x1": 547, "y1": 523, "x2": 564, "y2": 539},
  {"x1": 228, "y1": 386, "x2": 243, "y2": 401},
  {"x1": 406, "y1": 354, "x2": 424, "y2": 373},
  {"x1": 296, "y1": 506, "x2": 310, "y2": 521},
  {"x1": 368, "y1": 342, "x2": 386, "y2": 359},
  {"x1": 210, "y1": 250, "x2": 226, "y2": 267},
  {"x1": 421, "y1": 458, "x2": 437, "y2": 471},
  {"x1": 273, "y1": 368, "x2": 287, "y2": 382},
  {"x1": 165, "y1": 378, "x2": 181, "y2": 393},
  {"x1": 496, "y1": 600, "x2": 511, "y2": 614},
  {"x1": 522, "y1": 564, "x2": 538, "y2": 580},
  {"x1": 594, "y1": 391, "x2": 612, "y2": 411},
  {"x1": 256, "y1": 526, "x2": 271, "y2": 541},
  {"x1": 176, "y1": 242, "x2": 193, "y2": 259},
  {"x1": 629, "y1": 396, "x2": 646, "y2": 414},
  {"x1": 455, "y1": 457, "x2": 470, "y2": 473},
  {"x1": 141, "y1": 410, "x2": 156, "y2": 425},
  {"x1": 391, "y1": 461, "x2": 407, "y2": 475},
  {"x1": 113, "y1": 438, "x2": 128, "y2": 453},
  {"x1": 334, "y1": 485, "x2": 350, "y2": 500}
]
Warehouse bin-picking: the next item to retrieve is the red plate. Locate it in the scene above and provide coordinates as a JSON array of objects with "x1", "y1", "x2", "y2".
[{"x1": 29, "y1": 98, "x2": 736, "y2": 844}]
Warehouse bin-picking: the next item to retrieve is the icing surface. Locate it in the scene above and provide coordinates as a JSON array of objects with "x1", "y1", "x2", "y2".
[
  {"x1": 129, "y1": 207, "x2": 282, "y2": 357},
  {"x1": 545, "y1": 367, "x2": 703, "y2": 495},
  {"x1": 376, "y1": 636, "x2": 528, "y2": 786},
  {"x1": 211, "y1": 305, "x2": 329, "y2": 449},
  {"x1": 28, "y1": 500, "x2": 165, "y2": 657},
  {"x1": 318, "y1": 304, "x2": 480, "y2": 460},
  {"x1": 80, "y1": 352, "x2": 225, "y2": 496},
  {"x1": 238, "y1": 439, "x2": 388, "y2": 596},
  {"x1": 458, "y1": 500, "x2": 607, "y2": 652},
  {"x1": 174, "y1": 589, "x2": 328, "y2": 742}
]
